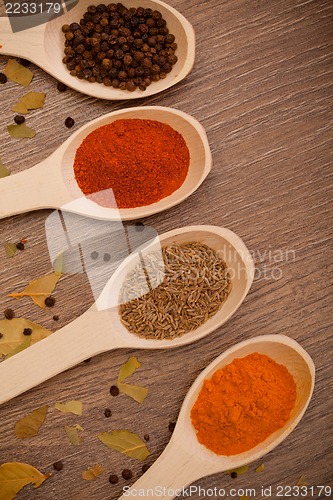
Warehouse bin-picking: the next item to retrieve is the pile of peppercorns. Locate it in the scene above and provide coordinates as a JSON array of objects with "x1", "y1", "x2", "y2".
[{"x1": 62, "y1": 3, "x2": 178, "y2": 92}]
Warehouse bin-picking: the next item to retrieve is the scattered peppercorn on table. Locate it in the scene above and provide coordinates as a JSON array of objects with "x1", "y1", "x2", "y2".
[{"x1": 0, "y1": 1, "x2": 332, "y2": 500}]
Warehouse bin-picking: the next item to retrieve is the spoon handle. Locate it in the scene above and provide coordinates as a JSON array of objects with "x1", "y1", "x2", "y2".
[
  {"x1": 118, "y1": 439, "x2": 212, "y2": 499},
  {"x1": 0, "y1": 309, "x2": 119, "y2": 404},
  {"x1": 0, "y1": 157, "x2": 69, "y2": 219},
  {"x1": 0, "y1": 16, "x2": 44, "y2": 60}
]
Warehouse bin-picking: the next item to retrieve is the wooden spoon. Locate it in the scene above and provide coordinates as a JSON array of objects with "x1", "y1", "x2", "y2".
[
  {"x1": 0, "y1": 0, "x2": 195, "y2": 100},
  {"x1": 118, "y1": 334, "x2": 315, "y2": 500},
  {"x1": 0, "y1": 106, "x2": 212, "y2": 220},
  {"x1": 0, "y1": 225, "x2": 254, "y2": 404}
]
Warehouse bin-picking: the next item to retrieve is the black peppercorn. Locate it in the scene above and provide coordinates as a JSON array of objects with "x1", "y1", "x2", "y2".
[
  {"x1": 168, "y1": 421, "x2": 176, "y2": 433},
  {"x1": 0, "y1": 73, "x2": 7, "y2": 84},
  {"x1": 53, "y1": 315, "x2": 60, "y2": 321},
  {"x1": 122, "y1": 469, "x2": 133, "y2": 480},
  {"x1": 142, "y1": 464, "x2": 150, "y2": 473},
  {"x1": 126, "y1": 80, "x2": 136, "y2": 91},
  {"x1": 19, "y1": 58, "x2": 31, "y2": 67},
  {"x1": 57, "y1": 82, "x2": 68, "y2": 92},
  {"x1": 53, "y1": 461, "x2": 64, "y2": 471},
  {"x1": 103, "y1": 253, "x2": 111, "y2": 262},
  {"x1": 109, "y1": 474, "x2": 119, "y2": 484},
  {"x1": 70, "y1": 23, "x2": 80, "y2": 31},
  {"x1": 4, "y1": 309, "x2": 15, "y2": 320},
  {"x1": 65, "y1": 117, "x2": 75, "y2": 128},
  {"x1": 144, "y1": 434, "x2": 150, "y2": 441},
  {"x1": 110, "y1": 385, "x2": 119, "y2": 396},
  {"x1": 23, "y1": 328, "x2": 32, "y2": 336},
  {"x1": 45, "y1": 296, "x2": 56, "y2": 308},
  {"x1": 15, "y1": 241, "x2": 25, "y2": 249},
  {"x1": 104, "y1": 408, "x2": 112, "y2": 417},
  {"x1": 230, "y1": 472, "x2": 238, "y2": 479}
]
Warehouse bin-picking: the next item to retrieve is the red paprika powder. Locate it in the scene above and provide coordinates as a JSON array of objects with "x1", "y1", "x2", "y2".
[{"x1": 73, "y1": 119, "x2": 190, "y2": 209}]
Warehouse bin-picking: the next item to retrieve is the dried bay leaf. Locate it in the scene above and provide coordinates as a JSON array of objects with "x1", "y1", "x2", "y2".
[
  {"x1": 297, "y1": 475, "x2": 307, "y2": 487},
  {"x1": 98, "y1": 430, "x2": 150, "y2": 461},
  {"x1": 5, "y1": 336, "x2": 31, "y2": 359},
  {"x1": 15, "y1": 405, "x2": 48, "y2": 439},
  {"x1": 82, "y1": 464, "x2": 104, "y2": 481},
  {"x1": 118, "y1": 356, "x2": 141, "y2": 383},
  {"x1": 118, "y1": 382, "x2": 148, "y2": 404},
  {"x1": 5, "y1": 243, "x2": 17, "y2": 258},
  {"x1": 65, "y1": 425, "x2": 83, "y2": 446},
  {"x1": 0, "y1": 158, "x2": 10, "y2": 178},
  {"x1": 117, "y1": 356, "x2": 149, "y2": 404},
  {"x1": 8, "y1": 272, "x2": 61, "y2": 308},
  {"x1": 74, "y1": 424, "x2": 84, "y2": 431},
  {"x1": 54, "y1": 400, "x2": 82, "y2": 416},
  {"x1": 4, "y1": 60, "x2": 33, "y2": 86},
  {"x1": 7, "y1": 123, "x2": 36, "y2": 139},
  {"x1": 0, "y1": 318, "x2": 52, "y2": 357},
  {"x1": 12, "y1": 92, "x2": 45, "y2": 114},
  {"x1": 53, "y1": 252, "x2": 64, "y2": 276},
  {"x1": 226, "y1": 465, "x2": 249, "y2": 477},
  {"x1": 255, "y1": 463, "x2": 265, "y2": 473},
  {"x1": 0, "y1": 462, "x2": 50, "y2": 500}
]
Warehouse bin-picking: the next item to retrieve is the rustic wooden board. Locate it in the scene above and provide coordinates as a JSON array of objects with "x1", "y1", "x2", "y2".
[{"x1": 0, "y1": 0, "x2": 332, "y2": 499}]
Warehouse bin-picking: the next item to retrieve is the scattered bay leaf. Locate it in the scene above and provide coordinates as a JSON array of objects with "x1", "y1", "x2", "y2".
[
  {"x1": 7, "y1": 123, "x2": 36, "y2": 139},
  {"x1": 74, "y1": 424, "x2": 84, "y2": 431},
  {"x1": 98, "y1": 430, "x2": 150, "y2": 461},
  {"x1": 255, "y1": 463, "x2": 265, "y2": 473},
  {"x1": 240, "y1": 496, "x2": 249, "y2": 500},
  {"x1": 0, "y1": 318, "x2": 52, "y2": 357},
  {"x1": 54, "y1": 400, "x2": 82, "y2": 416},
  {"x1": 53, "y1": 252, "x2": 64, "y2": 276},
  {"x1": 118, "y1": 382, "x2": 148, "y2": 404},
  {"x1": 0, "y1": 462, "x2": 50, "y2": 500},
  {"x1": 226, "y1": 465, "x2": 249, "y2": 477},
  {"x1": 5, "y1": 336, "x2": 31, "y2": 359},
  {"x1": 0, "y1": 158, "x2": 10, "y2": 178},
  {"x1": 117, "y1": 356, "x2": 149, "y2": 404},
  {"x1": 118, "y1": 356, "x2": 141, "y2": 383},
  {"x1": 64, "y1": 425, "x2": 83, "y2": 446},
  {"x1": 297, "y1": 475, "x2": 307, "y2": 487},
  {"x1": 8, "y1": 272, "x2": 61, "y2": 308},
  {"x1": 12, "y1": 92, "x2": 45, "y2": 114},
  {"x1": 5, "y1": 243, "x2": 17, "y2": 258},
  {"x1": 82, "y1": 464, "x2": 104, "y2": 481},
  {"x1": 15, "y1": 405, "x2": 48, "y2": 439},
  {"x1": 4, "y1": 59, "x2": 33, "y2": 86}
]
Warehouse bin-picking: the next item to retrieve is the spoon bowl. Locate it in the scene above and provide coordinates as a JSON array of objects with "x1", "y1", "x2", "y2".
[
  {"x1": 119, "y1": 335, "x2": 315, "y2": 499},
  {"x1": 0, "y1": 0, "x2": 195, "y2": 99},
  {"x1": 0, "y1": 224, "x2": 254, "y2": 403},
  {"x1": 0, "y1": 106, "x2": 212, "y2": 220}
]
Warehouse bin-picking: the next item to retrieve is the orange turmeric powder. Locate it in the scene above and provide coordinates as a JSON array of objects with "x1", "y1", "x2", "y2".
[{"x1": 191, "y1": 353, "x2": 297, "y2": 455}]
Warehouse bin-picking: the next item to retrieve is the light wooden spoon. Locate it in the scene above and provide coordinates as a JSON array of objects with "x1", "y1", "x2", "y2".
[
  {"x1": 0, "y1": 225, "x2": 254, "y2": 404},
  {"x1": 118, "y1": 334, "x2": 315, "y2": 500},
  {"x1": 0, "y1": 106, "x2": 212, "y2": 220},
  {"x1": 0, "y1": 0, "x2": 195, "y2": 99}
]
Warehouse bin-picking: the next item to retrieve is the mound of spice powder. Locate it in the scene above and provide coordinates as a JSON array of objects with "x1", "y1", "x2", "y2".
[
  {"x1": 191, "y1": 353, "x2": 297, "y2": 456},
  {"x1": 73, "y1": 119, "x2": 190, "y2": 208}
]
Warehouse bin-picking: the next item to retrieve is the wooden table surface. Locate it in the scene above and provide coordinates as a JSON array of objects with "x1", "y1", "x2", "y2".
[{"x1": 0, "y1": 0, "x2": 332, "y2": 499}]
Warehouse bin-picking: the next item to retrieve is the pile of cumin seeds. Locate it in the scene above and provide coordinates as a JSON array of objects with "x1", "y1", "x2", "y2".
[{"x1": 119, "y1": 242, "x2": 232, "y2": 340}]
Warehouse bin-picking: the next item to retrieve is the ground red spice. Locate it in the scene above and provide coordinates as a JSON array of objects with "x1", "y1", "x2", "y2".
[{"x1": 73, "y1": 119, "x2": 190, "y2": 209}]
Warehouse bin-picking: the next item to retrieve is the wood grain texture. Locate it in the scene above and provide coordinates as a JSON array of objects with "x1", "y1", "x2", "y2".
[{"x1": 0, "y1": 0, "x2": 332, "y2": 499}]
